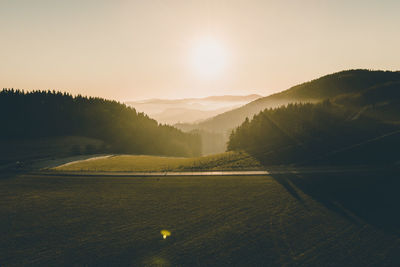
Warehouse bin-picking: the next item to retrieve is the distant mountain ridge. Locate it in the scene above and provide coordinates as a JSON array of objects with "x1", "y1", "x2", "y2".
[
  {"x1": 125, "y1": 94, "x2": 262, "y2": 125},
  {"x1": 127, "y1": 94, "x2": 262, "y2": 105},
  {"x1": 151, "y1": 106, "x2": 239, "y2": 125}
]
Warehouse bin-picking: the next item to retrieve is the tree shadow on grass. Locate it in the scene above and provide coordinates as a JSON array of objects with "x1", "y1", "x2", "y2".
[
  {"x1": 271, "y1": 174, "x2": 304, "y2": 203},
  {"x1": 268, "y1": 169, "x2": 400, "y2": 236},
  {"x1": 270, "y1": 173, "x2": 359, "y2": 225}
]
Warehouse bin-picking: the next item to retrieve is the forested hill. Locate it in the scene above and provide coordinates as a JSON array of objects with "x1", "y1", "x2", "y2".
[
  {"x1": 0, "y1": 89, "x2": 201, "y2": 157},
  {"x1": 228, "y1": 80, "x2": 400, "y2": 166},
  {"x1": 178, "y1": 70, "x2": 400, "y2": 134}
]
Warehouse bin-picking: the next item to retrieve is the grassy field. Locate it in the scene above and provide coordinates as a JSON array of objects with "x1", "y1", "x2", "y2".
[
  {"x1": 53, "y1": 151, "x2": 263, "y2": 172},
  {"x1": 0, "y1": 171, "x2": 399, "y2": 266}
]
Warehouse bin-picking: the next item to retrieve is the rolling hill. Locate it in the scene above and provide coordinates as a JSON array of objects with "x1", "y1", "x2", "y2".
[
  {"x1": 178, "y1": 70, "x2": 400, "y2": 133},
  {"x1": 150, "y1": 106, "x2": 238, "y2": 125},
  {"x1": 126, "y1": 94, "x2": 261, "y2": 125},
  {"x1": 0, "y1": 90, "x2": 201, "y2": 160},
  {"x1": 176, "y1": 70, "x2": 400, "y2": 154},
  {"x1": 228, "y1": 80, "x2": 400, "y2": 166}
]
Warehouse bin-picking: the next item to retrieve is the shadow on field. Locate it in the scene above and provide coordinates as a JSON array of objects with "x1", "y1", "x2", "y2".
[
  {"x1": 269, "y1": 169, "x2": 400, "y2": 235},
  {"x1": 0, "y1": 169, "x2": 25, "y2": 180}
]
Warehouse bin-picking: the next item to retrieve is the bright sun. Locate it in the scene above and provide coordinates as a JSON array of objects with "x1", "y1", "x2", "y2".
[{"x1": 191, "y1": 37, "x2": 228, "y2": 79}]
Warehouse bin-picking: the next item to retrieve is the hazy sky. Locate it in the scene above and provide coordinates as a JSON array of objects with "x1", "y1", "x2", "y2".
[{"x1": 1, "y1": 0, "x2": 399, "y2": 101}]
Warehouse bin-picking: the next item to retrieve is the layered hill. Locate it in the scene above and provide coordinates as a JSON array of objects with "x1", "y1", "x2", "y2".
[
  {"x1": 228, "y1": 80, "x2": 400, "y2": 166},
  {"x1": 176, "y1": 70, "x2": 400, "y2": 154},
  {"x1": 126, "y1": 94, "x2": 261, "y2": 125},
  {"x1": 150, "y1": 106, "x2": 238, "y2": 125},
  {"x1": 178, "y1": 70, "x2": 400, "y2": 133}
]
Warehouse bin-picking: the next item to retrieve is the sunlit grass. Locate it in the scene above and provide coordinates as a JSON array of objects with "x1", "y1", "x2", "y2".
[{"x1": 53, "y1": 151, "x2": 263, "y2": 172}]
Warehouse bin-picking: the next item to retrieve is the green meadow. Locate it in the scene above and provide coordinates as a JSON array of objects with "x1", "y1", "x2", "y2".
[{"x1": 53, "y1": 151, "x2": 263, "y2": 172}]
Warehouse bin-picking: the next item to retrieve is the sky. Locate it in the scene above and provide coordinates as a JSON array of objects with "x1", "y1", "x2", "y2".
[{"x1": 1, "y1": 0, "x2": 399, "y2": 101}]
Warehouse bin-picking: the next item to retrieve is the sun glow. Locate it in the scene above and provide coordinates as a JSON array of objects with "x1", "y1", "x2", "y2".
[{"x1": 190, "y1": 37, "x2": 228, "y2": 79}]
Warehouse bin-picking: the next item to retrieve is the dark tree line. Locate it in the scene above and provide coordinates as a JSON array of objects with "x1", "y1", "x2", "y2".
[
  {"x1": 228, "y1": 100, "x2": 399, "y2": 165},
  {"x1": 277, "y1": 69, "x2": 400, "y2": 100},
  {"x1": 0, "y1": 89, "x2": 201, "y2": 157}
]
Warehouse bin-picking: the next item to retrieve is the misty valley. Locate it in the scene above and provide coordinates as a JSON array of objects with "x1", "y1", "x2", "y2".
[
  {"x1": 1, "y1": 70, "x2": 400, "y2": 266},
  {"x1": 3, "y1": 0, "x2": 400, "y2": 265}
]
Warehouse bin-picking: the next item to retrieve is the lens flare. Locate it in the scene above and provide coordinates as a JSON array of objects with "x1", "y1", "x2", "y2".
[{"x1": 160, "y1": 229, "x2": 171, "y2": 239}]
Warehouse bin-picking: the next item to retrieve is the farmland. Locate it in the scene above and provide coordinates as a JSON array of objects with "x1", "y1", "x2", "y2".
[{"x1": 0, "y1": 170, "x2": 398, "y2": 266}]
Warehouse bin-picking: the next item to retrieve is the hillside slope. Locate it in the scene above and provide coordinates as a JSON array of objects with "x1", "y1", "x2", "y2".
[
  {"x1": 0, "y1": 90, "x2": 201, "y2": 158},
  {"x1": 179, "y1": 70, "x2": 400, "y2": 133},
  {"x1": 176, "y1": 70, "x2": 400, "y2": 154},
  {"x1": 228, "y1": 81, "x2": 400, "y2": 166}
]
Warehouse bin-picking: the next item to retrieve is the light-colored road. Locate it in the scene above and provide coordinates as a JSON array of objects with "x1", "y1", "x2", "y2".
[
  {"x1": 37, "y1": 165, "x2": 399, "y2": 177},
  {"x1": 39, "y1": 170, "x2": 270, "y2": 177}
]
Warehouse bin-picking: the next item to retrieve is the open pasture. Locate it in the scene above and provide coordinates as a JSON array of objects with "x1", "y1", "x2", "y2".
[{"x1": 0, "y1": 170, "x2": 399, "y2": 266}]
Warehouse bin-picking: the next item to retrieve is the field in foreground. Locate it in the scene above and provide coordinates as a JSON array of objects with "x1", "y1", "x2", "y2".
[
  {"x1": 53, "y1": 151, "x2": 263, "y2": 172},
  {"x1": 0, "y1": 171, "x2": 399, "y2": 266}
]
